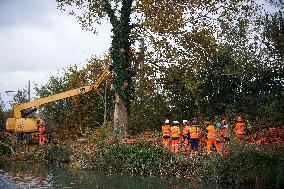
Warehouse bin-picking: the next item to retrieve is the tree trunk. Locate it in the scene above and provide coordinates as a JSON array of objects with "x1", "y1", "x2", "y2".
[
  {"x1": 104, "y1": 0, "x2": 133, "y2": 139},
  {"x1": 113, "y1": 94, "x2": 130, "y2": 139}
]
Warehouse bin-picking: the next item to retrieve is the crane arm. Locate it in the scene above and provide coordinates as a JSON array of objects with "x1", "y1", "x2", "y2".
[{"x1": 13, "y1": 66, "x2": 110, "y2": 118}]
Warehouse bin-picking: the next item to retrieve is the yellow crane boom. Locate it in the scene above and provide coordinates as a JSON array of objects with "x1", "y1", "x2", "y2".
[{"x1": 6, "y1": 66, "x2": 110, "y2": 133}]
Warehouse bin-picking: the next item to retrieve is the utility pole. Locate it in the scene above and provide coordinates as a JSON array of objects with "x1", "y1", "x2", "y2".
[{"x1": 28, "y1": 80, "x2": 31, "y2": 102}]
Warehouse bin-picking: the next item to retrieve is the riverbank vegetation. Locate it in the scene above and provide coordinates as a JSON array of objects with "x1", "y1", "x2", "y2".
[{"x1": 1, "y1": 130, "x2": 283, "y2": 188}]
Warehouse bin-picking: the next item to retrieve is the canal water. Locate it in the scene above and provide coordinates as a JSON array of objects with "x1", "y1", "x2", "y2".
[
  {"x1": 0, "y1": 161, "x2": 265, "y2": 189},
  {"x1": 0, "y1": 161, "x2": 202, "y2": 189}
]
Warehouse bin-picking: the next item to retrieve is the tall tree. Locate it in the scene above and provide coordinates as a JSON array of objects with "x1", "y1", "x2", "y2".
[
  {"x1": 11, "y1": 89, "x2": 29, "y2": 105},
  {"x1": 56, "y1": 0, "x2": 259, "y2": 138},
  {"x1": 35, "y1": 70, "x2": 72, "y2": 125},
  {"x1": 57, "y1": 0, "x2": 136, "y2": 138},
  {"x1": 56, "y1": 0, "x2": 187, "y2": 138}
]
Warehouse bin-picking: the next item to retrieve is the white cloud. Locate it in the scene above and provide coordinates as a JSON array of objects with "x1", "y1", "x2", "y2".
[
  {"x1": 0, "y1": 11, "x2": 112, "y2": 72},
  {"x1": 0, "y1": 0, "x2": 112, "y2": 107}
]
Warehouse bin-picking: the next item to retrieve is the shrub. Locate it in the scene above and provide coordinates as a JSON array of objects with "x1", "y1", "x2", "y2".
[
  {"x1": 45, "y1": 144, "x2": 71, "y2": 164},
  {"x1": 93, "y1": 123, "x2": 113, "y2": 144},
  {"x1": 201, "y1": 143, "x2": 284, "y2": 187},
  {"x1": 0, "y1": 143, "x2": 11, "y2": 156},
  {"x1": 96, "y1": 142, "x2": 175, "y2": 175},
  {"x1": 94, "y1": 140, "x2": 283, "y2": 188}
]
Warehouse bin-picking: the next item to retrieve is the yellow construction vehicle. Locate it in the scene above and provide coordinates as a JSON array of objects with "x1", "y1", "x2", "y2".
[{"x1": 6, "y1": 66, "x2": 110, "y2": 142}]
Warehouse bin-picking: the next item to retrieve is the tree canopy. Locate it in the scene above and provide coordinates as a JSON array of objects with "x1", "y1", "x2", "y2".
[{"x1": 31, "y1": 0, "x2": 284, "y2": 137}]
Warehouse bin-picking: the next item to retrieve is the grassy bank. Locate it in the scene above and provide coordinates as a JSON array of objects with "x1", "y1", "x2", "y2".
[{"x1": 1, "y1": 132, "x2": 283, "y2": 188}]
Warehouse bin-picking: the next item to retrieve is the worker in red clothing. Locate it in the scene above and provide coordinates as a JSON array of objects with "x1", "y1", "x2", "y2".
[
  {"x1": 162, "y1": 119, "x2": 171, "y2": 150},
  {"x1": 189, "y1": 119, "x2": 200, "y2": 156},
  {"x1": 171, "y1": 121, "x2": 181, "y2": 153},
  {"x1": 235, "y1": 116, "x2": 245, "y2": 142},
  {"x1": 38, "y1": 124, "x2": 46, "y2": 144},
  {"x1": 182, "y1": 120, "x2": 190, "y2": 153}
]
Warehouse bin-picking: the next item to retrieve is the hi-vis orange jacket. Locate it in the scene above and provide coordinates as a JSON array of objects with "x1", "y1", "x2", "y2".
[
  {"x1": 206, "y1": 125, "x2": 216, "y2": 140},
  {"x1": 171, "y1": 126, "x2": 181, "y2": 138},
  {"x1": 189, "y1": 125, "x2": 200, "y2": 139},
  {"x1": 235, "y1": 123, "x2": 245, "y2": 135},
  {"x1": 162, "y1": 124, "x2": 171, "y2": 137}
]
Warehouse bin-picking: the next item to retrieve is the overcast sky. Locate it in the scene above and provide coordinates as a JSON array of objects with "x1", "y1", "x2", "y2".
[{"x1": 0, "y1": 0, "x2": 112, "y2": 108}]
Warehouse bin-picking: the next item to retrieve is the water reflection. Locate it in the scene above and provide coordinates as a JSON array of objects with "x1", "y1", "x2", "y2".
[
  {"x1": 0, "y1": 162, "x2": 194, "y2": 189},
  {"x1": 0, "y1": 162, "x2": 265, "y2": 189},
  {"x1": 0, "y1": 162, "x2": 51, "y2": 188}
]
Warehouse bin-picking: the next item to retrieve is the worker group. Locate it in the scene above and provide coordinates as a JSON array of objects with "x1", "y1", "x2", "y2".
[{"x1": 161, "y1": 117, "x2": 245, "y2": 156}]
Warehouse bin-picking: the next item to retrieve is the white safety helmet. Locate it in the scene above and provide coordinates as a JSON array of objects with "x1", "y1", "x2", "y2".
[
  {"x1": 165, "y1": 119, "x2": 170, "y2": 124},
  {"x1": 173, "y1": 120, "x2": 179, "y2": 125},
  {"x1": 183, "y1": 120, "x2": 188, "y2": 124}
]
